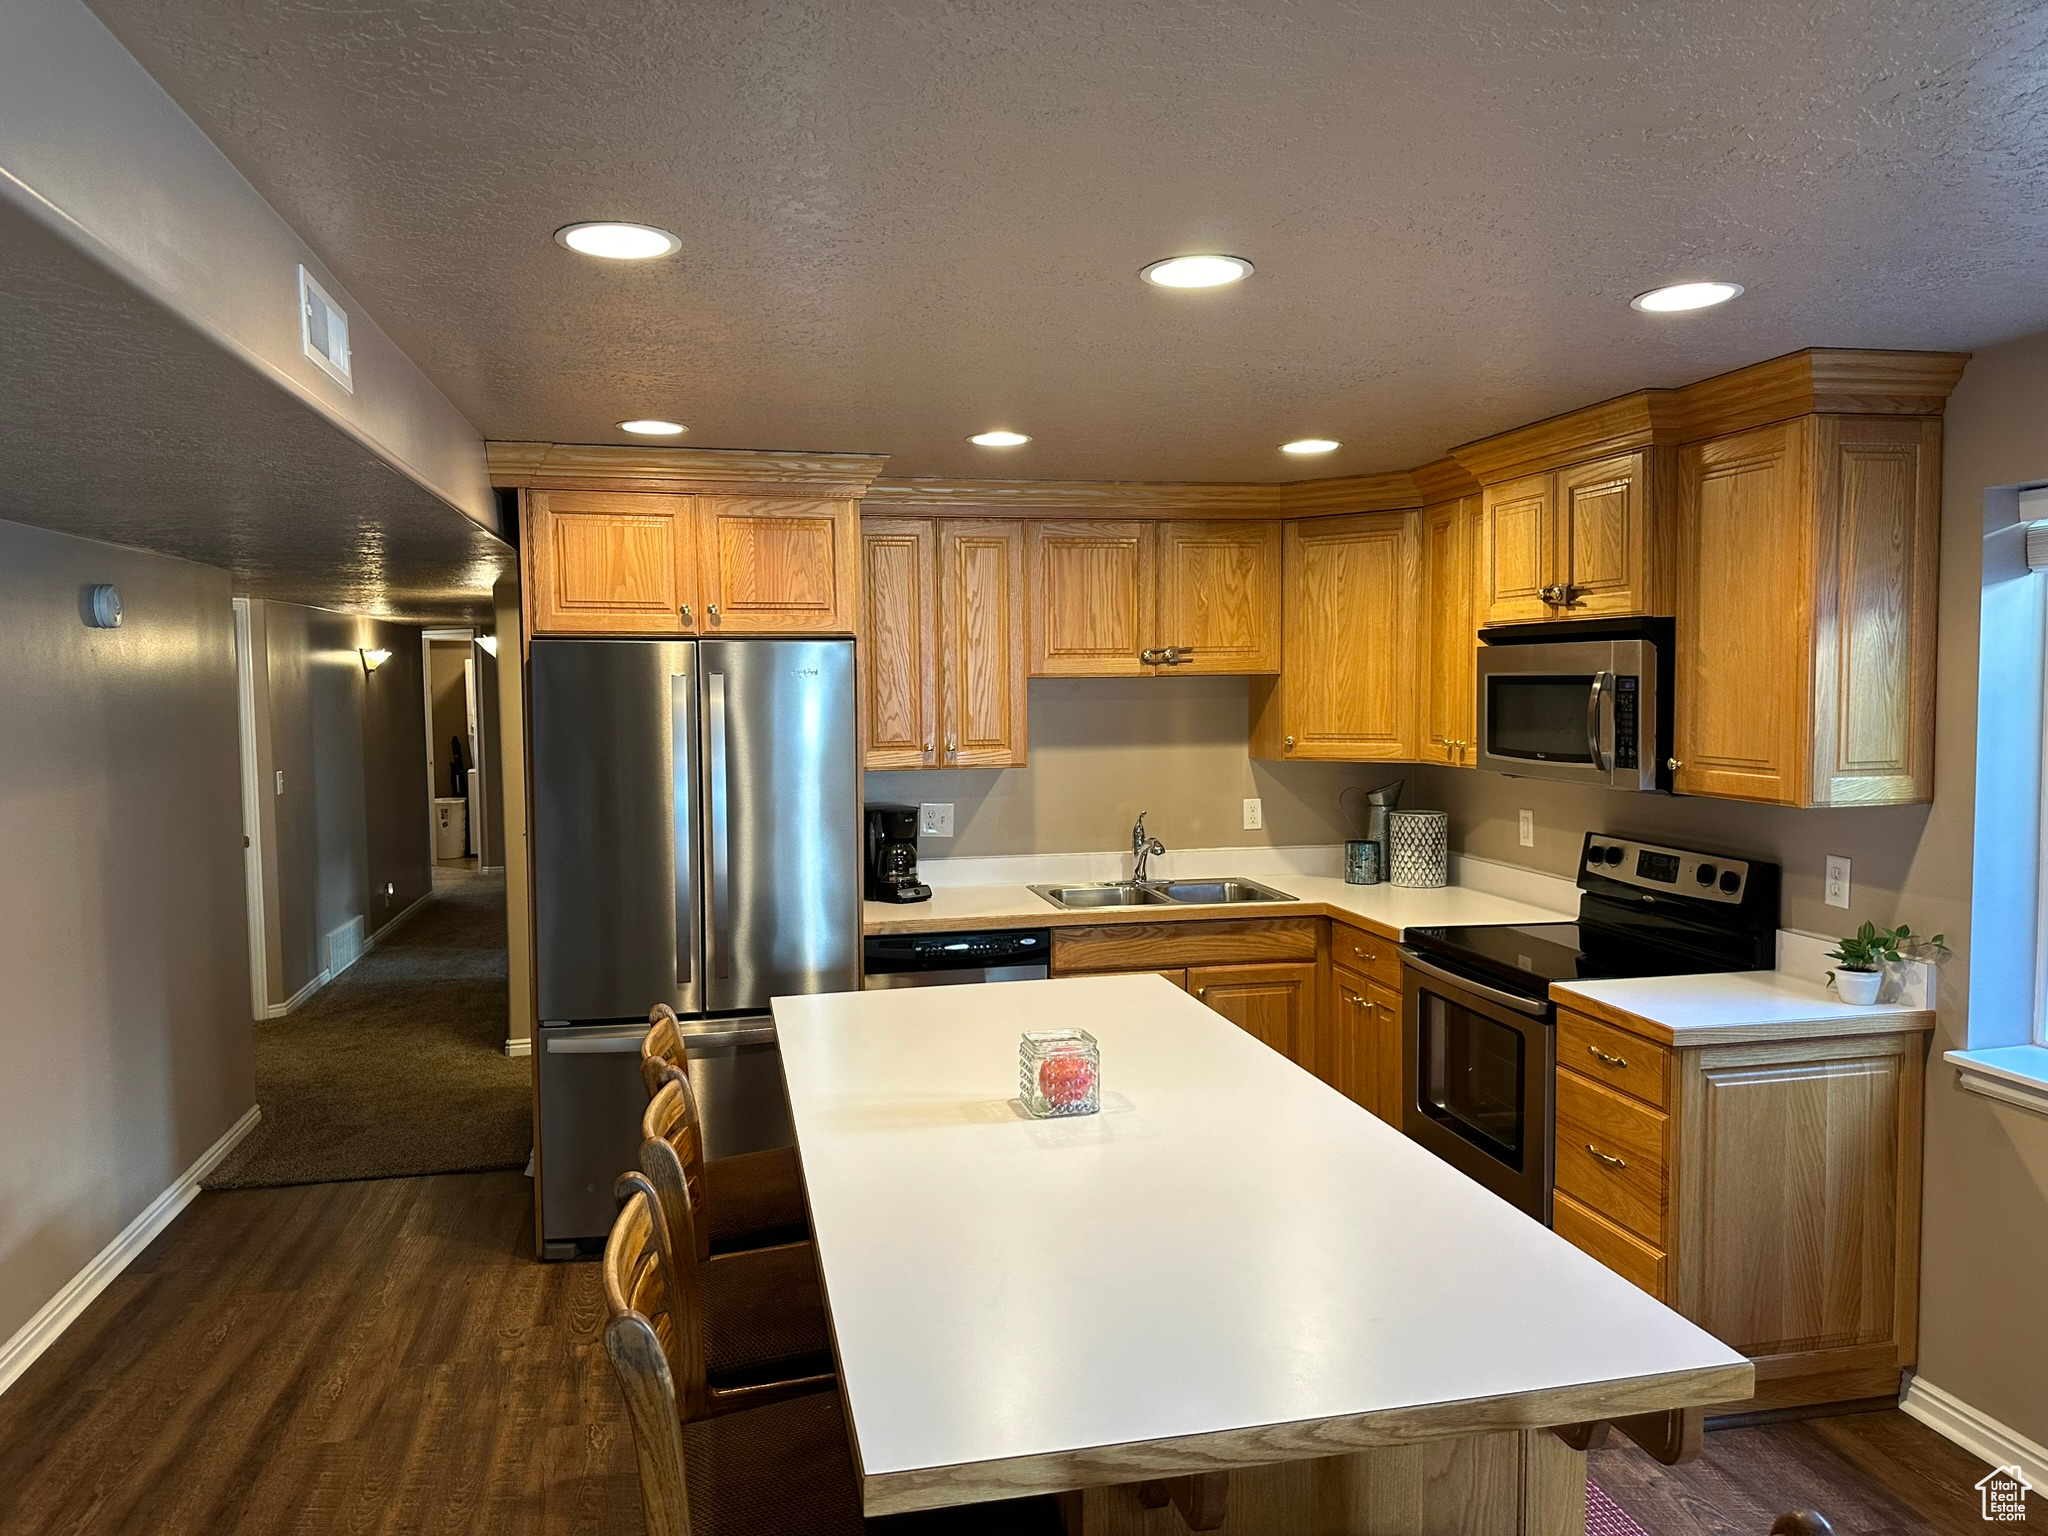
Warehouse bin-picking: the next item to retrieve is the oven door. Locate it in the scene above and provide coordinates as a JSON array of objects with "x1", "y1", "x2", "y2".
[
  {"x1": 1399, "y1": 950, "x2": 1554, "y2": 1221},
  {"x1": 1475, "y1": 637, "x2": 1657, "y2": 791}
]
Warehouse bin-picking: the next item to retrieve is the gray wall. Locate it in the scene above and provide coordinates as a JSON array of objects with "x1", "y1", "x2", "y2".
[
  {"x1": 0, "y1": 518, "x2": 252, "y2": 1351},
  {"x1": 249, "y1": 600, "x2": 431, "y2": 1005},
  {"x1": 865, "y1": 677, "x2": 1393, "y2": 857}
]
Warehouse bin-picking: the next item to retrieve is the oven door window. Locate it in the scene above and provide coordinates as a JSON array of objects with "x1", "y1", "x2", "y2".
[
  {"x1": 1416, "y1": 988, "x2": 1526, "y2": 1168},
  {"x1": 1486, "y1": 674, "x2": 1594, "y2": 764}
]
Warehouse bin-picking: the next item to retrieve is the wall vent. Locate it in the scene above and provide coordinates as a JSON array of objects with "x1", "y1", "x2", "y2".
[
  {"x1": 324, "y1": 915, "x2": 366, "y2": 977},
  {"x1": 298, "y1": 265, "x2": 353, "y2": 392}
]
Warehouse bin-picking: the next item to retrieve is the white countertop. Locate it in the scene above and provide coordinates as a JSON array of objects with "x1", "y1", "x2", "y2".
[
  {"x1": 1553, "y1": 970, "x2": 1935, "y2": 1046},
  {"x1": 773, "y1": 974, "x2": 1749, "y2": 1512},
  {"x1": 863, "y1": 874, "x2": 1572, "y2": 938}
]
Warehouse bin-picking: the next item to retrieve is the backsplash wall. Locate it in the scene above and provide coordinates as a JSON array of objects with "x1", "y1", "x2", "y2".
[
  {"x1": 1403, "y1": 763, "x2": 1936, "y2": 938},
  {"x1": 863, "y1": 678, "x2": 1398, "y2": 858}
]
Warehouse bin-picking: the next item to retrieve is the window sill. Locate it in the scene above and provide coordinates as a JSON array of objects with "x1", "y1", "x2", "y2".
[{"x1": 1945, "y1": 1046, "x2": 2048, "y2": 1117}]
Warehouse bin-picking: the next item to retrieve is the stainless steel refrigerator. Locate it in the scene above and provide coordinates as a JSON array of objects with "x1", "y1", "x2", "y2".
[{"x1": 530, "y1": 637, "x2": 859, "y2": 1257}]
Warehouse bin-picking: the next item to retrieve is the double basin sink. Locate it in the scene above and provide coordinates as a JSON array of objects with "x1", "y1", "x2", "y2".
[{"x1": 1028, "y1": 878, "x2": 1298, "y2": 911}]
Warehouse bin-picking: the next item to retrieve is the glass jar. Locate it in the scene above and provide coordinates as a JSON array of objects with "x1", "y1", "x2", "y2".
[{"x1": 1019, "y1": 1028, "x2": 1100, "y2": 1117}]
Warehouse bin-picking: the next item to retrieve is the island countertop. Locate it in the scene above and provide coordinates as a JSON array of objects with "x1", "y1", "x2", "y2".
[
  {"x1": 1552, "y1": 971, "x2": 1936, "y2": 1046},
  {"x1": 772, "y1": 973, "x2": 1751, "y2": 1515},
  {"x1": 863, "y1": 873, "x2": 1571, "y2": 940}
]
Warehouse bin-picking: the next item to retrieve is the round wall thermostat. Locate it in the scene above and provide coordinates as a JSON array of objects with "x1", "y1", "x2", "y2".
[{"x1": 87, "y1": 584, "x2": 123, "y2": 628}]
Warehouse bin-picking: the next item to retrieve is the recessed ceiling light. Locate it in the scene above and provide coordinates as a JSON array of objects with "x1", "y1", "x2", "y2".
[
  {"x1": 1281, "y1": 438, "x2": 1341, "y2": 455},
  {"x1": 970, "y1": 430, "x2": 1031, "y2": 447},
  {"x1": 1629, "y1": 280, "x2": 1743, "y2": 314},
  {"x1": 1139, "y1": 254, "x2": 1254, "y2": 289},
  {"x1": 555, "y1": 222, "x2": 681, "y2": 260},
  {"x1": 619, "y1": 419, "x2": 687, "y2": 436}
]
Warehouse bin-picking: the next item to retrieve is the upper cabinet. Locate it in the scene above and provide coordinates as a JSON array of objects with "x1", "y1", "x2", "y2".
[
  {"x1": 857, "y1": 517, "x2": 1027, "y2": 770},
  {"x1": 1673, "y1": 416, "x2": 1940, "y2": 807},
  {"x1": 1249, "y1": 511, "x2": 1423, "y2": 761},
  {"x1": 1026, "y1": 519, "x2": 1281, "y2": 676},
  {"x1": 1478, "y1": 450, "x2": 1672, "y2": 625},
  {"x1": 1420, "y1": 495, "x2": 1480, "y2": 766},
  {"x1": 526, "y1": 490, "x2": 697, "y2": 635},
  {"x1": 696, "y1": 497, "x2": 859, "y2": 633}
]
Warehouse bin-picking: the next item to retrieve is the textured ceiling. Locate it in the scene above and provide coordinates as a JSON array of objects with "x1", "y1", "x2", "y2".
[
  {"x1": 82, "y1": 0, "x2": 2048, "y2": 482},
  {"x1": 0, "y1": 198, "x2": 511, "y2": 622}
]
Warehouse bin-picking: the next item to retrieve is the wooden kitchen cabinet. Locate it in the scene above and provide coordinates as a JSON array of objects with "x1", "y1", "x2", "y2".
[
  {"x1": 526, "y1": 489, "x2": 858, "y2": 638},
  {"x1": 1188, "y1": 961, "x2": 1317, "y2": 1065},
  {"x1": 1421, "y1": 496, "x2": 1480, "y2": 766},
  {"x1": 858, "y1": 519, "x2": 938, "y2": 769},
  {"x1": 1550, "y1": 1001, "x2": 1931, "y2": 1413},
  {"x1": 1249, "y1": 511, "x2": 1423, "y2": 761},
  {"x1": 1673, "y1": 415, "x2": 1940, "y2": 807},
  {"x1": 1479, "y1": 450, "x2": 1671, "y2": 626},
  {"x1": 526, "y1": 490, "x2": 697, "y2": 635},
  {"x1": 1027, "y1": 520, "x2": 1155, "y2": 675},
  {"x1": 1026, "y1": 519, "x2": 1281, "y2": 676},
  {"x1": 858, "y1": 518, "x2": 1026, "y2": 769},
  {"x1": 1328, "y1": 967, "x2": 1403, "y2": 1123},
  {"x1": 937, "y1": 520, "x2": 1028, "y2": 768}
]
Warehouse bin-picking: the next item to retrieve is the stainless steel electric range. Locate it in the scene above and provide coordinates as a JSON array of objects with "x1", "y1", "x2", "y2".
[{"x1": 1397, "y1": 833, "x2": 1781, "y2": 1221}]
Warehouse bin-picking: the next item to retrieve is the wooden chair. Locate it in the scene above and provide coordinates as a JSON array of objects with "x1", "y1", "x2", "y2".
[
  {"x1": 638, "y1": 1083, "x2": 836, "y2": 1417},
  {"x1": 641, "y1": 1005, "x2": 809, "y2": 1257}
]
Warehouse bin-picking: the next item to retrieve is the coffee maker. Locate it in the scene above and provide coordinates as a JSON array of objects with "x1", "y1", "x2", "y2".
[{"x1": 864, "y1": 803, "x2": 930, "y2": 904}]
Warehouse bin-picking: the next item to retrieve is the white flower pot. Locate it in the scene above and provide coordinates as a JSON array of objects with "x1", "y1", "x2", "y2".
[{"x1": 1833, "y1": 969, "x2": 1883, "y2": 1005}]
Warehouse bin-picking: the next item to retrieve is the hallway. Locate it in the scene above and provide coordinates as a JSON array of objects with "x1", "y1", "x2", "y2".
[{"x1": 205, "y1": 867, "x2": 528, "y2": 1189}]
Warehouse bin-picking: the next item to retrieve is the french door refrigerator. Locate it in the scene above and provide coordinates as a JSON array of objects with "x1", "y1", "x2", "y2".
[{"x1": 530, "y1": 637, "x2": 858, "y2": 1256}]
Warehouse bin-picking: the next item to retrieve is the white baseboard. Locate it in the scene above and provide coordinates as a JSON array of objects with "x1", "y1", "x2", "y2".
[
  {"x1": 503, "y1": 1038, "x2": 532, "y2": 1058},
  {"x1": 261, "y1": 966, "x2": 329, "y2": 1019},
  {"x1": 366, "y1": 888, "x2": 432, "y2": 952},
  {"x1": 0, "y1": 1103, "x2": 261, "y2": 1399},
  {"x1": 1901, "y1": 1373, "x2": 2048, "y2": 1490}
]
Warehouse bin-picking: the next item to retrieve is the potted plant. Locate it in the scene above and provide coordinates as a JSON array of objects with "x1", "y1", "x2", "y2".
[{"x1": 1826, "y1": 922, "x2": 1948, "y2": 1004}]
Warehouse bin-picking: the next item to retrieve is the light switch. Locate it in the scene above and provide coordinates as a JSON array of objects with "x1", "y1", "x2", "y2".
[
  {"x1": 1825, "y1": 855, "x2": 1851, "y2": 909},
  {"x1": 1518, "y1": 809, "x2": 1534, "y2": 847},
  {"x1": 275, "y1": 770, "x2": 285, "y2": 797},
  {"x1": 919, "y1": 802, "x2": 954, "y2": 838},
  {"x1": 1242, "y1": 798, "x2": 1263, "y2": 830}
]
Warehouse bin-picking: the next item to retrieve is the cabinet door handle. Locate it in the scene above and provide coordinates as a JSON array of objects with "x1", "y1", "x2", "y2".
[
  {"x1": 1348, "y1": 994, "x2": 1366, "y2": 1009},
  {"x1": 680, "y1": 602, "x2": 693, "y2": 623},
  {"x1": 1586, "y1": 1145, "x2": 1627, "y2": 1170},
  {"x1": 1539, "y1": 583, "x2": 1567, "y2": 605},
  {"x1": 707, "y1": 603, "x2": 721, "y2": 624},
  {"x1": 1283, "y1": 735, "x2": 1295, "y2": 751},
  {"x1": 922, "y1": 738, "x2": 934, "y2": 756},
  {"x1": 1141, "y1": 647, "x2": 1167, "y2": 665},
  {"x1": 1667, "y1": 757, "x2": 1683, "y2": 773},
  {"x1": 1166, "y1": 646, "x2": 1194, "y2": 664},
  {"x1": 1194, "y1": 985, "x2": 1207, "y2": 998},
  {"x1": 945, "y1": 736, "x2": 957, "y2": 758},
  {"x1": 1587, "y1": 1045, "x2": 1630, "y2": 1069}
]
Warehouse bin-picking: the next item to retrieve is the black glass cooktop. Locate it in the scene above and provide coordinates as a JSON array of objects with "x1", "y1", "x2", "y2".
[{"x1": 1403, "y1": 920, "x2": 1755, "y2": 1000}]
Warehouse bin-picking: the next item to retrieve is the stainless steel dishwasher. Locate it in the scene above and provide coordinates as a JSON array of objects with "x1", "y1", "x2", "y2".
[{"x1": 862, "y1": 928, "x2": 1051, "y2": 987}]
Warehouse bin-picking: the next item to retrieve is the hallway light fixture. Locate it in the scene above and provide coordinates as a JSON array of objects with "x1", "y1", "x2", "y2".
[
  {"x1": 554, "y1": 222, "x2": 681, "y2": 260},
  {"x1": 1629, "y1": 280, "x2": 1743, "y2": 313},
  {"x1": 1140, "y1": 254, "x2": 1253, "y2": 289},
  {"x1": 360, "y1": 648, "x2": 392, "y2": 673}
]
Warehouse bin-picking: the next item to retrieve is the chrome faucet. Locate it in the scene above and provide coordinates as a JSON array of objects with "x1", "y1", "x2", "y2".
[{"x1": 1130, "y1": 811, "x2": 1166, "y2": 885}]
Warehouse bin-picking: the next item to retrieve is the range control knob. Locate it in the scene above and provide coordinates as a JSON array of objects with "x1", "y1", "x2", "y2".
[
  {"x1": 1719, "y1": 869, "x2": 1742, "y2": 894},
  {"x1": 1604, "y1": 845, "x2": 1625, "y2": 866},
  {"x1": 1696, "y1": 864, "x2": 1717, "y2": 886},
  {"x1": 1587, "y1": 844, "x2": 1608, "y2": 864}
]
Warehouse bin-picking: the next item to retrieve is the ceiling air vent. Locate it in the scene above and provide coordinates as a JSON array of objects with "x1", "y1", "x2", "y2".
[{"x1": 298, "y1": 265, "x2": 353, "y2": 392}]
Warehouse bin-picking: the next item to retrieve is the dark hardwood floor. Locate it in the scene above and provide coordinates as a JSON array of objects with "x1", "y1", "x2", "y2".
[
  {"x1": 1591, "y1": 1406, "x2": 2000, "y2": 1535},
  {"x1": 0, "y1": 1170, "x2": 2003, "y2": 1535}
]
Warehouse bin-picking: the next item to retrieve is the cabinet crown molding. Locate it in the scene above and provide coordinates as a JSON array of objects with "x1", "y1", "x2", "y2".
[
  {"x1": 488, "y1": 441, "x2": 891, "y2": 497},
  {"x1": 1448, "y1": 348, "x2": 1969, "y2": 485},
  {"x1": 864, "y1": 471, "x2": 1422, "y2": 520}
]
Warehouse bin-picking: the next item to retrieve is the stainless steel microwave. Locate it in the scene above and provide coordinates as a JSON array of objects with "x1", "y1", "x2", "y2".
[{"x1": 1474, "y1": 618, "x2": 1673, "y2": 791}]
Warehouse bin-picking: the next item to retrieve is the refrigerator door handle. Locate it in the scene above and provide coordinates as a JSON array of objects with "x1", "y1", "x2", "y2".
[
  {"x1": 706, "y1": 670, "x2": 731, "y2": 980},
  {"x1": 671, "y1": 668, "x2": 696, "y2": 989}
]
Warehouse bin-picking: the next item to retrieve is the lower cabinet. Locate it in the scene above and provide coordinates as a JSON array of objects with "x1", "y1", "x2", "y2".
[
  {"x1": 1186, "y1": 962, "x2": 1317, "y2": 1066},
  {"x1": 1328, "y1": 968, "x2": 1402, "y2": 1124},
  {"x1": 1551, "y1": 1003, "x2": 1930, "y2": 1412}
]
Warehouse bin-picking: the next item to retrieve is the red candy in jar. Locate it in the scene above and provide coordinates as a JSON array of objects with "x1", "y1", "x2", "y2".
[{"x1": 1038, "y1": 1053, "x2": 1097, "y2": 1110}]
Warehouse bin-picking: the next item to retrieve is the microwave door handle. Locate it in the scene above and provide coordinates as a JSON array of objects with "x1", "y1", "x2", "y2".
[{"x1": 1587, "y1": 671, "x2": 1611, "y2": 774}]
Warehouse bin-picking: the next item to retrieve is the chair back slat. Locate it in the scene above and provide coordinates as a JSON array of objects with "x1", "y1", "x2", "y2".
[
  {"x1": 645, "y1": 1069, "x2": 711, "y2": 1260},
  {"x1": 602, "y1": 1189, "x2": 696, "y2": 1536},
  {"x1": 609, "y1": 1170, "x2": 710, "y2": 1421},
  {"x1": 640, "y1": 1006, "x2": 685, "y2": 1098}
]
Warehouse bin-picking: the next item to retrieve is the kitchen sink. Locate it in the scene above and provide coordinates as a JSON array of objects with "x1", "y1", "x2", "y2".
[
  {"x1": 1147, "y1": 879, "x2": 1296, "y2": 905},
  {"x1": 1029, "y1": 878, "x2": 1298, "y2": 910},
  {"x1": 1027, "y1": 883, "x2": 1176, "y2": 909}
]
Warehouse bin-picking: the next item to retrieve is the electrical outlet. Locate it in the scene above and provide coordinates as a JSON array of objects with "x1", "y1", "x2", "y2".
[
  {"x1": 919, "y1": 802, "x2": 954, "y2": 838},
  {"x1": 1518, "y1": 809, "x2": 1534, "y2": 848},
  {"x1": 1242, "y1": 797, "x2": 1263, "y2": 831},
  {"x1": 1825, "y1": 855, "x2": 1851, "y2": 909}
]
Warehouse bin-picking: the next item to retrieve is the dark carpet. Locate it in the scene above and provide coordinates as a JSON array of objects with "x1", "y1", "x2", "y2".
[{"x1": 204, "y1": 866, "x2": 531, "y2": 1189}]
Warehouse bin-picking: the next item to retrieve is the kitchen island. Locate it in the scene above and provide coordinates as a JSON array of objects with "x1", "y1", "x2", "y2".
[{"x1": 772, "y1": 973, "x2": 1752, "y2": 1534}]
